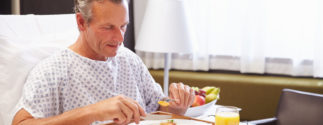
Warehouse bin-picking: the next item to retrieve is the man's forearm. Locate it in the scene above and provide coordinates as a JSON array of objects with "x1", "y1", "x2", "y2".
[{"x1": 13, "y1": 105, "x2": 97, "y2": 125}]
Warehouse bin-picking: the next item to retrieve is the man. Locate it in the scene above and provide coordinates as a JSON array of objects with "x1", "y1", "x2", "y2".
[{"x1": 12, "y1": 0, "x2": 195, "y2": 125}]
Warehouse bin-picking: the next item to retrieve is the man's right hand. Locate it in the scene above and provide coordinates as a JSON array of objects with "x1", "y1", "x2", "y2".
[
  {"x1": 89, "y1": 95, "x2": 146, "y2": 124},
  {"x1": 12, "y1": 95, "x2": 146, "y2": 125}
]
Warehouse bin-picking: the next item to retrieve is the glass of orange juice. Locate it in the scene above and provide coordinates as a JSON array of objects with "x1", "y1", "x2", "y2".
[{"x1": 215, "y1": 106, "x2": 240, "y2": 125}]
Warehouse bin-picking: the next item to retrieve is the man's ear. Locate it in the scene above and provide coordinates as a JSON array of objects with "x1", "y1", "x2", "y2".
[{"x1": 76, "y1": 13, "x2": 87, "y2": 31}]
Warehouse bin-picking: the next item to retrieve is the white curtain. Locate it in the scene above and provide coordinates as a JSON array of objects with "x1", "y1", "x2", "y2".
[{"x1": 134, "y1": 0, "x2": 323, "y2": 78}]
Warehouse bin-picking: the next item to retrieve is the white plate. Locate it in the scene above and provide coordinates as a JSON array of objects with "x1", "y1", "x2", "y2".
[{"x1": 128, "y1": 119, "x2": 212, "y2": 125}]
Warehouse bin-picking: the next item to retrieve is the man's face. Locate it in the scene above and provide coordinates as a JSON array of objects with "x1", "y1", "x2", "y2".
[{"x1": 83, "y1": 1, "x2": 129, "y2": 59}]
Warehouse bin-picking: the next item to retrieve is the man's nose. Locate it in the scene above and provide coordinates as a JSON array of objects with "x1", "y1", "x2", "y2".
[{"x1": 112, "y1": 28, "x2": 124, "y2": 42}]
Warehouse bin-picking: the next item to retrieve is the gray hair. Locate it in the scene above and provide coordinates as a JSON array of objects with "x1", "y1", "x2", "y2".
[{"x1": 74, "y1": 0, "x2": 128, "y2": 22}]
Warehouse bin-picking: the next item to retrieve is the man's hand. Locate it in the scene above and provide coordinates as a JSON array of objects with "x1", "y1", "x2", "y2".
[
  {"x1": 166, "y1": 82, "x2": 195, "y2": 115},
  {"x1": 13, "y1": 95, "x2": 146, "y2": 125},
  {"x1": 90, "y1": 95, "x2": 146, "y2": 124}
]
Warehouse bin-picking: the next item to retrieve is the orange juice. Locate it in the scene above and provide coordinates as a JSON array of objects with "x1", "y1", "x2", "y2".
[
  {"x1": 215, "y1": 106, "x2": 240, "y2": 125},
  {"x1": 215, "y1": 112, "x2": 239, "y2": 125}
]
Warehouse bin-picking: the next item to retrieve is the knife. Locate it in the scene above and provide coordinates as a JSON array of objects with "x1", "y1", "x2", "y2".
[{"x1": 140, "y1": 114, "x2": 172, "y2": 120}]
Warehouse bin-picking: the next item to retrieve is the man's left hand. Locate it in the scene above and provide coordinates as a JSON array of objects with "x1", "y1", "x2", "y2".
[{"x1": 167, "y1": 82, "x2": 195, "y2": 115}]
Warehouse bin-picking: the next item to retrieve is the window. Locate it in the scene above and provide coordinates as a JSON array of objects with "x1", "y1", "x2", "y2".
[{"x1": 134, "y1": 0, "x2": 323, "y2": 78}]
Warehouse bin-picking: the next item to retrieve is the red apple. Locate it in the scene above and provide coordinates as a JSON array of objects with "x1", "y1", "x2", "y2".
[{"x1": 192, "y1": 95, "x2": 206, "y2": 107}]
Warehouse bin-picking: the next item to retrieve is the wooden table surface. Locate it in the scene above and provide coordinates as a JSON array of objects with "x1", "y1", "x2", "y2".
[{"x1": 105, "y1": 111, "x2": 215, "y2": 125}]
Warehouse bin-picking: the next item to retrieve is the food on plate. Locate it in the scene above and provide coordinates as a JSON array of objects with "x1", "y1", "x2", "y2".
[
  {"x1": 158, "y1": 101, "x2": 170, "y2": 107},
  {"x1": 160, "y1": 119, "x2": 176, "y2": 125},
  {"x1": 191, "y1": 86, "x2": 220, "y2": 107}
]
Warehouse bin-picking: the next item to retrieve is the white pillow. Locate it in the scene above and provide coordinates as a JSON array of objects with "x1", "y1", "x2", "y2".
[
  {"x1": 0, "y1": 14, "x2": 78, "y2": 125},
  {"x1": 0, "y1": 15, "x2": 40, "y2": 38},
  {"x1": 0, "y1": 33, "x2": 77, "y2": 125},
  {"x1": 0, "y1": 14, "x2": 77, "y2": 39}
]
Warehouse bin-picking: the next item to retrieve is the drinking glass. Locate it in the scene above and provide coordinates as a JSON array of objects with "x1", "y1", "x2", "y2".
[{"x1": 215, "y1": 106, "x2": 240, "y2": 125}]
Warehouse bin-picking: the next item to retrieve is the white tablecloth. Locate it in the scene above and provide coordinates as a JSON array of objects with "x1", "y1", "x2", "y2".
[{"x1": 195, "y1": 105, "x2": 251, "y2": 125}]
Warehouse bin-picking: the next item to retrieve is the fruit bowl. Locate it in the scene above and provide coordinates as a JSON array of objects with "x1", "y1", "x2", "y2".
[{"x1": 184, "y1": 97, "x2": 218, "y2": 117}]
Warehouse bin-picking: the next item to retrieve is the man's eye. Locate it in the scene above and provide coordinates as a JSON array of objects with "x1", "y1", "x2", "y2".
[{"x1": 104, "y1": 26, "x2": 113, "y2": 30}]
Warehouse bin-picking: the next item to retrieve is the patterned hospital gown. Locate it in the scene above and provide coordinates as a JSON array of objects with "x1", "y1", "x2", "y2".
[{"x1": 19, "y1": 47, "x2": 165, "y2": 124}]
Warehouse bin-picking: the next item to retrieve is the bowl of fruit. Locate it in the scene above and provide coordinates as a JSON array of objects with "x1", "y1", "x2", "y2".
[{"x1": 184, "y1": 86, "x2": 220, "y2": 117}]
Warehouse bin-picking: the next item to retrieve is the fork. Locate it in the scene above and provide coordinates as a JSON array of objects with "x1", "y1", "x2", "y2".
[{"x1": 160, "y1": 97, "x2": 175, "y2": 103}]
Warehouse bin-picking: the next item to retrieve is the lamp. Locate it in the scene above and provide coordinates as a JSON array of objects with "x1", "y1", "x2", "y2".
[{"x1": 135, "y1": 0, "x2": 194, "y2": 96}]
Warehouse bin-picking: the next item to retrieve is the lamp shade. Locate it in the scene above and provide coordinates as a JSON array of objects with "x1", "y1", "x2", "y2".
[{"x1": 135, "y1": 0, "x2": 194, "y2": 54}]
